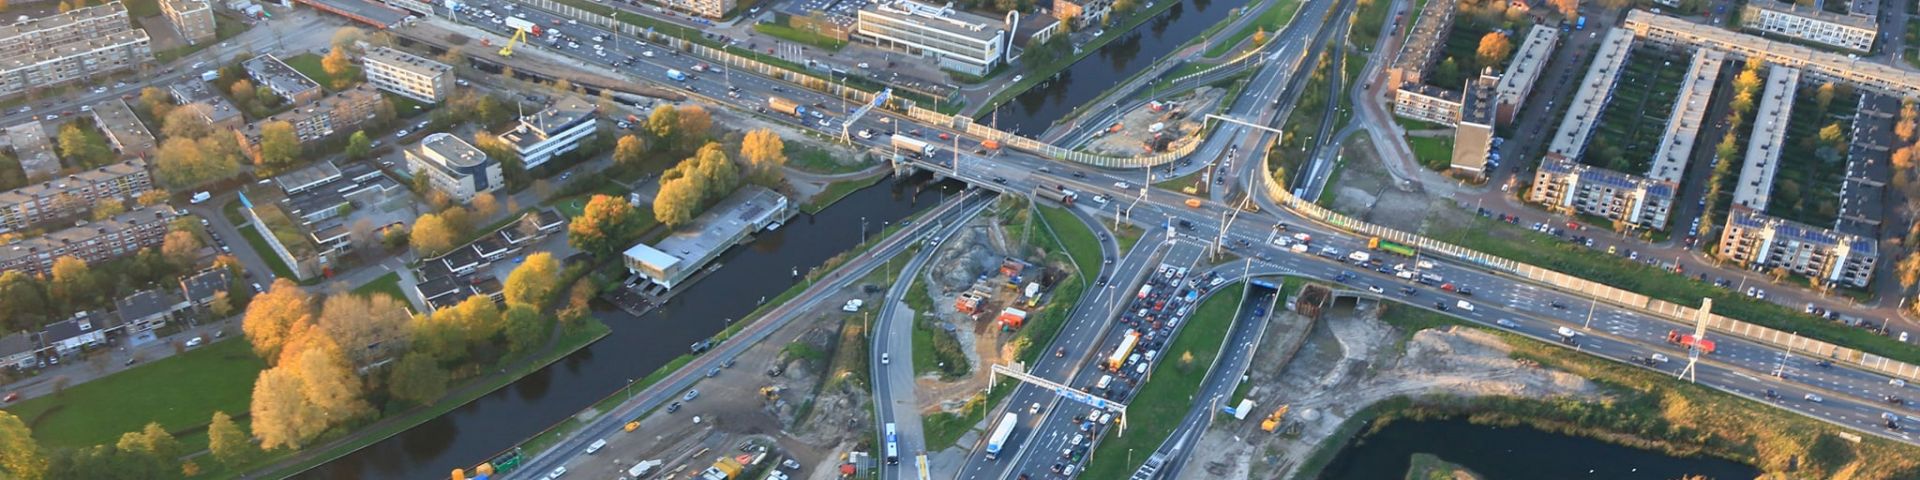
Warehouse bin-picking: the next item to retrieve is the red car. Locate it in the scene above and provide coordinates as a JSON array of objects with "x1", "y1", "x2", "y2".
[
  {"x1": 938, "y1": 133, "x2": 952, "y2": 140},
  {"x1": 3, "y1": 392, "x2": 18, "y2": 402}
]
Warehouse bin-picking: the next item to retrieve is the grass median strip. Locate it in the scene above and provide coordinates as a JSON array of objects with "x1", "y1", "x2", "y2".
[{"x1": 1080, "y1": 282, "x2": 1246, "y2": 480}]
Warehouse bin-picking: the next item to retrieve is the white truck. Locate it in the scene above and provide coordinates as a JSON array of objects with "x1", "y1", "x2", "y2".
[
  {"x1": 890, "y1": 134, "x2": 934, "y2": 157},
  {"x1": 984, "y1": 412, "x2": 1018, "y2": 460},
  {"x1": 628, "y1": 459, "x2": 663, "y2": 477}
]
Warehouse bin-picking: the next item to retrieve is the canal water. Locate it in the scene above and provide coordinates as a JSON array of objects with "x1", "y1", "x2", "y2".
[
  {"x1": 1317, "y1": 417, "x2": 1762, "y2": 479},
  {"x1": 301, "y1": 178, "x2": 958, "y2": 479},
  {"x1": 988, "y1": 0, "x2": 1245, "y2": 134}
]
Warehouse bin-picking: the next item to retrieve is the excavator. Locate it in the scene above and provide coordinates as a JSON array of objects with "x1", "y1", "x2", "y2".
[{"x1": 1259, "y1": 404, "x2": 1290, "y2": 432}]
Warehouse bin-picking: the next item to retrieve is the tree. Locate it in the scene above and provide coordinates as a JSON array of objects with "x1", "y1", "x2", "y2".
[
  {"x1": 279, "y1": 326, "x2": 372, "y2": 424},
  {"x1": 557, "y1": 280, "x2": 594, "y2": 328},
  {"x1": 330, "y1": 26, "x2": 367, "y2": 52},
  {"x1": 250, "y1": 366, "x2": 325, "y2": 450},
  {"x1": 1252, "y1": 27, "x2": 1268, "y2": 45},
  {"x1": 161, "y1": 230, "x2": 202, "y2": 268},
  {"x1": 676, "y1": 105, "x2": 713, "y2": 150},
  {"x1": 740, "y1": 128, "x2": 787, "y2": 186},
  {"x1": 502, "y1": 303, "x2": 547, "y2": 353},
  {"x1": 90, "y1": 198, "x2": 125, "y2": 221},
  {"x1": 1818, "y1": 123, "x2": 1845, "y2": 148},
  {"x1": 243, "y1": 279, "x2": 312, "y2": 364},
  {"x1": 57, "y1": 122, "x2": 112, "y2": 168},
  {"x1": 139, "y1": 87, "x2": 174, "y2": 120},
  {"x1": 1899, "y1": 101, "x2": 1918, "y2": 142},
  {"x1": 1896, "y1": 145, "x2": 1917, "y2": 171},
  {"x1": 48, "y1": 256, "x2": 94, "y2": 310},
  {"x1": 322, "y1": 49, "x2": 354, "y2": 90},
  {"x1": 0, "y1": 271, "x2": 47, "y2": 332},
  {"x1": 470, "y1": 192, "x2": 499, "y2": 219},
  {"x1": 1898, "y1": 253, "x2": 1920, "y2": 293},
  {"x1": 257, "y1": 121, "x2": 301, "y2": 171},
  {"x1": 345, "y1": 131, "x2": 373, "y2": 159},
  {"x1": 653, "y1": 177, "x2": 702, "y2": 228},
  {"x1": 317, "y1": 293, "x2": 412, "y2": 367},
  {"x1": 0, "y1": 411, "x2": 46, "y2": 480},
  {"x1": 1434, "y1": 57, "x2": 1461, "y2": 86},
  {"x1": 1475, "y1": 32, "x2": 1513, "y2": 70},
  {"x1": 115, "y1": 422, "x2": 182, "y2": 471},
  {"x1": 161, "y1": 104, "x2": 215, "y2": 140},
  {"x1": 614, "y1": 134, "x2": 647, "y2": 168},
  {"x1": 229, "y1": 79, "x2": 257, "y2": 105},
  {"x1": 1733, "y1": 67, "x2": 1763, "y2": 94},
  {"x1": 154, "y1": 136, "x2": 240, "y2": 188},
  {"x1": 411, "y1": 212, "x2": 458, "y2": 256},
  {"x1": 209, "y1": 290, "x2": 235, "y2": 319},
  {"x1": 446, "y1": 295, "x2": 504, "y2": 346},
  {"x1": 647, "y1": 105, "x2": 680, "y2": 148},
  {"x1": 504, "y1": 252, "x2": 561, "y2": 306},
  {"x1": 135, "y1": 190, "x2": 169, "y2": 207},
  {"x1": 1545, "y1": 0, "x2": 1578, "y2": 17},
  {"x1": 387, "y1": 352, "x2": 449, "y2": 406},
  {"x1": 1815, "y1": 82, "x2": 1836, "y2": 112},
  {"x1": 207, "y1": 411, "x2": 252, "y2": 467},
  {"x1": 569, "y1": 194, "x2": 640, "y2": 257},
  {"x1": 1769, "y1": 266, "x2": 1790, "y2": 283}
]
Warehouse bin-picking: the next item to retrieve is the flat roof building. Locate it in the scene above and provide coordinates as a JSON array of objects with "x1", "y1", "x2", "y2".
[
  {"x1": 0, "y1": 158, "x2": 151, "y2": 233},
  {"x1": 88, "y1": 98, "x2": 156, "y2": 160},
  {"x1": 0, "y1": 29, "x2": 151, "y2": 99},
  {"x1": 363, "y1": 46, "x2": 453, "y2": 103},
  {"x1": 1717, "y1": 205, "x2": 1877, "y2": 288},
  {"x1": 1740, "y1": 2, "x2": 1876, "y2": 52},
  {"x1": 1647, "y1": 48, "x2": 1724, "y2": 184},
  {"x1": 292, "y1": 0, "x2": 413, "y2": 29},
  {"x1": 1392, "y1": 84, "x2": 1464, "y2": 127},
  {"x1": 238, "y1": 85, "x2": 384, "y2": 147},
  {"x1": 4, "y1": 121, "x2": 59, "y2": 181},
  {"x1": 160, "y1": 0, "x2": 216, "y2": 45},
  {"x1": 1623, "y1": 9, "x2": 1920, "y2": 98},
  {"x1": 1732, "y1": 65, "x2": 1799, "y2": 211},
  {"x1": 1529, "y1": 155, "x2": 1677, "y2": 231},
  {"x1": 1384, "y1": 0, "x2": 1456, "y2": 88},
  {"x1": 1493, "y1": 25, "x2": 1558, "y2": 125},
  {"x1": 167, "y1": 79, "x2": 245, "y2": 130},
  {"x1": 1547, "y1": 27, "x2": 1634, "y2": 160},
  {"x1": 643, "y1": 0, "x2": 736, "y2": 18},
  {"x1": 625, "y1": 186, "x2": 791, "y2": 291},
  {"x1": 1449, "y1": 73, "x2": 1500, "y2": 177},
  {"x1": 503, "y1": 95, "x2": 597, "y2": 169},
  {"x1": 0, "y1": 2, "x2": 135, "y2": 59},
  {"x1": 0, "y1": 204, "x2": 174, "y2": 276},
  {"x1": 855, "y1": 0, "x2": 1007, "y2": 76},
  {"x1": 243, "y1": 54, "x2": 324, "y2": 106},
  {"x1": 406, "y1": 133, "x2": 501, "y2": 202}
]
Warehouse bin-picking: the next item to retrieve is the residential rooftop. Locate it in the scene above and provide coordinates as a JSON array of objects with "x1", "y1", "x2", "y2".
[
  {"x1": 1623, "y1": 9, "x2": 1920, "y2": 98},
  {"x1": 242, "y1": 54, "x2": 321, "y2": 99},
  {"x1": 862, "y1": 0, "x2": 1006, "y2": 43},
  {"x1": 89, "y1": 98, "x2": 156, "y2": 158},
  {"x1": 1648, "y1": 48, "x2": 1724, "y2": 184},
  {"x1": 1547, "y1": 27, "x2": 1634, "y2": 160},
  {"x1": 364, "y1": 46, "x2": 450, "y2": 77},
  {"x1": 1733, "y1": 64, "x2": 1799, "y2": 211}
]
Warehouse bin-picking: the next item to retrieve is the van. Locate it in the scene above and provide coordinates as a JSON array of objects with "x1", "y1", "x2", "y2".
[
  {"x1": 585, "y1": 439, "x2": 608, "y2": 455},
  {"x1": 1144, "y1": 350, "x2": 1157, "y2": 363},
  {"x1": 1096, "y1": 374, "x2": 1112, "y2": 390}
]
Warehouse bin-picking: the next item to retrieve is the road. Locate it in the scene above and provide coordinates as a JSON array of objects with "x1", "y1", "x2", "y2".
[{"x1": 1138, "y1": 267, "x2": 1279, "y2": 479}]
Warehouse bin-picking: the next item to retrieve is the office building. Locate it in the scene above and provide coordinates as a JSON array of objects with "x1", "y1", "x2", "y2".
[
  {"x1": 1449, "y1": 73, "x2": 1499, "y2": 177},
  {"x1": 0, "y1": 29, "x2": 151, "y2": 98},
  {"x1": 243, "y1": 54, "x2": 323, "y2": 106},
  {"x1": 363, "y1": 46, "x2": 453, "y2": 103},
  {"x1": 88, "y1": 98, "x2": 157, "y2": 159},
  {"x1": 406, "y1": 133, "x2": 501, "y2": 202},
  {"x1": 160, "y1": 0, "x2": 217, "y2": 45},
  {"x1": 0, "y1": 159, "x2": 153, "y2": 233},
  {"x1": 855, "y1": 0, "x2": 1007, "y2": 76},
  {"x1": 1740, "y1": 2, "x2": 1875, "y2": 52},
  {"x1": 625, "y1": 186, "x2": 790, "y2": 290},
  {"x1": 1717, "y1": 206, "x2": 1877, "y2": 288},
  {"x1": 1492, "y1": 25, "x2": 1558, "y2": 125},
  {"x1": 1647, "y1": 48, "x2": 1723, "y2": 184},
  {"x1": 4, "y1": 122, "x2": 59, "y2": 181},
  {"x1": 0, "y1": 204, "x2": 175, "y2": 276},
  {"x1": 1732, "y1": 65, "x2": 1799, "y2": 211},
  {"x1": 1546, "y1": 27, "x2": 1634, "y2": 160},
  {"x1": 238, "y1": 85, "x2": 383, "y2": 147},
  {"x1": 1529, "y1": 155, "x2": 1677, "y2": 231},
  {"x1": 502, "y1": 95, "x2": 597, "y2": 169},
  {"x1": 1623, "y1": 9, "x2": 1920, "y2": 98}
]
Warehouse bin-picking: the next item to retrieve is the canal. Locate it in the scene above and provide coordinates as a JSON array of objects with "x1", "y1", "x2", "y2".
[
  {"x1": 302, "y1": 178, "x2": 957, "y2": 479},
  {"x1": 989, "y1": 0, "x2": 1244, "y2": 134},
  {"x1": 1317, "y1": 417, "x2": 1761, "y2": 479}
]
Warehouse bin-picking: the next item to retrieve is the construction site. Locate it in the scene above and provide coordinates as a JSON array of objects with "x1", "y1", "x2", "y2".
[{"x1": 1082, "y1": 87, "x2": 1228, "y2": 156}]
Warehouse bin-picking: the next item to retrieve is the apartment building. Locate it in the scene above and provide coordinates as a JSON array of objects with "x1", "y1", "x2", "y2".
[
  {"x1": 1740, "y1": 2, "x2": 1875, "y2": 52},
  {"x1": 1529, "y1": 155, "x2": 1677, "y2": 230},
  {"x1": 643, "y1": 0, "x2": 736, "y2": 18},
  {"x1": 88, "y1": 98, "x2": 157, "y2": 159},
  {"x1": 1732, "y1": 65, "x2": 1800, "y2": 211},
  {"x1": 406, "y1": 133, "x2": 501, "y2": 202},
  {"x1": 0, "y1": 159, "x2": 152, "y2": 233},
  {"x1": 242, "y1": 54, "x2": 324, "y2": 106},
  {"x1": 0, "y1": 204, "x2": 175, "y2": 276},
  {"x1": 1647, "y1": 48, "x2": 1724, "y2": 184},
  {"x1": 160, "y1": 0, "x2": 217, "y2": 45},
  {"x1": 363, "y1": 46, "x2": 453, "y2": 103},
  {"x1": 1546, "y1": 27, "x2": 1634, "y2": 159},
  {"x1": 238, "y1": 85, "x2": 383, "y2": 147},
  {"x1": 1623, "y1": 9, "x2": 1920, "y2": 98},
  {"x1": 855, "y1": 0, "x2": 1007, "y2": 76},
  {"x1": 4, "y1": 122, "x2": 59, "y2": 181},
  {"x1": 1717, "y1": 206, "x2": 1877, "y2": 288},
  {"x1": 1052, "y1": 0, "x2": 1111, "y2": 28},
  {"x1": 0, "y1": 29, "x2": 151, "y2": 98},
  {"x1": 167, "y1": 79, "x2": 245, "y2": 130},
  {"x1": 503, "y1": 95, "x2": 597, "y2": 169},
  {"x1": 0, "y1": 2, "x2": 135, "y2": 59},
  {"x1": 1383, "y1": 0, "x2": 1456, "y2": 89},
  {"x1": 1492, "y1": 25, "x2": 1558, "y2": 125},
  {"x1": 1393, "y1": 84, "x2": 1464, "y2": 126},
  {"x1": 1450, "y1": 74, "x2": 1500, "y2": 177}
]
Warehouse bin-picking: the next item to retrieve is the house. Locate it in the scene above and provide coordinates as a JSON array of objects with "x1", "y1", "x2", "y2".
[
  {"x1": 41, "y1": 311, "x2": 115, "y2": 355},
  {"x1": 179, "y1": 268, "x2": 233, "y2": 311},
  {"x1": 115, "y1": 289, "x2": 187, "y2": 332},
  {"x1": 0, "y1": 331, "x2": 37, "y2": 370}
]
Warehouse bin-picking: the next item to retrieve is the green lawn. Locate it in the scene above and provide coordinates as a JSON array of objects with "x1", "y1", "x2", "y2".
[
  {"x1": 351, "y1": 271, "x2": 407, "y2": 303},
  {"x1": 1203, "y1": 0, "x2": 1305, "y2": 58},
  {"x1": 1035, "y1": 206, "x2": 1102, "y2": 275},
  {"x1": 1767, "y1": 84, "x2": 1855, "y2": 227},
  {"x1": 1080, "y1": 283, "x2": 1245, "y2": 480},
  {"x1": 384, "y1": 93, "x2": 433, "y2": 118},
  {"x1": 236, "y1": 223, "x2": 298, "y2": 280},
  {"x1": 788, "y1": 144, "x2": 870, "y2": 175},
  {"x1": 1405, "y1": 135, "x2": 1453, "y2": 171},
  {"x1": 2, "y1": 338, "x2": 263, "y2": 448},
  {"x1": 1350, "y1": 0, "x2": 1397, "y2": 52},
  {"x1": 282, "y1": 53, "x2": 362, "y2": 92},
  {"x1": 1583, "y1": 48, "x2": 1687, "y2": 173},
  {"x1": 752, "y1": 21, "x2": 847, "y2": 51},
  {"x1": 803, "y1": 173, "x2": 889, "y2": 214}
]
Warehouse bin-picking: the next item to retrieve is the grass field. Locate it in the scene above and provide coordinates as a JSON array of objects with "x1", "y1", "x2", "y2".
[
  {"x1": 1203, "y1": 0, "x2": 1306, "y2": 58},
  {"x1": 1767, "y1": 84, "x2": 1855, "y2": 227},
  {"x1": 283, "y1": 53, "x2": 362, "y2": 92},
  {"x1": 351, "y1": 272, "x2": 407, "y2": 303},
  {"x1": 3, "y1": 338, "x2": 263, "y2": 448},
  {"x1": 788, "y1": 144, "x2": 870, "y2": 175},
  {"x1": 1583, "y1": 49, "x2": 1688, "y2": 174},
  {"x1": 236, "y1": 224, "x2": 298, "y2": 280},
  {"x1": 1350, "y1": 0, "x2": 1397, "y2": 53},
  {"x1": 753, "y1": 21, "x2": 847, "y2": 51},
  {"x1": 1036, "y1": 206, "x2": 1102, "y2": 275},
  {"x1": 1080, "y1": 282, "x2": 1245, "y2": 480},
  {"x1": 1406, "y1": 135, "x2": 1453, "y2": 171}
]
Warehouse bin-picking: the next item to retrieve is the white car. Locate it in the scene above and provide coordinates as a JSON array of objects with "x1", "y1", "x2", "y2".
[
  {"x1": 1028, "y1": 402, "x2": 1041, "y2": 414},
  {"x1": 1455, "y1": 300, "x2": 1474, "y2": 312},
  {"x1": 1114, "y1": 182, "x2": 1131, "y2": 189},
  {"x1": 1804, "y1": 393, "x2": 1824, "y2": 403},
  {"x1": 881, "y1": 353, "x2": 890, "y2": 364},
  {"x1": 1494, "y1": 319, "x2": 1519, "y2": 329},
  {"x1": 185, "y1": 336, "x2": 204, "y2": 348},
  {"x1": 545, "y1": 466, "x2": 567, "y2": 479}
]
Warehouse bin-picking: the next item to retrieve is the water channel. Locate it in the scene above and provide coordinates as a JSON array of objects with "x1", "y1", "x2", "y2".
[
  {"x1": 309, "y1": 0, "x2": 1248, "y2": 475},
  {"x1": 1317, "y1": 417, "x2": 1762, "y2": 479}
]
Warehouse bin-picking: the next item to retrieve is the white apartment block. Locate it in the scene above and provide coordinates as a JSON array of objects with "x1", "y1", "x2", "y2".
[
  {"x1": 1646, "y1": 48, "x2": 1723, "y2": 184},
  {"x1": 1392, "y1": 85, "x2": 1463, "y2": 126},
  {"x1": 363, "y1": 46, "x2": 454, "y2": 103},
  {"x1": 1530, "y1": 156, "x2": 1678, "y2": 230},
  {"x1": 649, "y1": 0, "x2": 736, "y2": 18},
  {"x1": 856, "y1": 0, "x2": 1007, "y2": 76},
  {"x1": 1740, "y1": 2, "x2": 1875, "y2": 52},
  {"x1": 0, "y1": 29, "x2": 151, "y2": 98},
  {"x1": 0, "y1": 2, "x2": 135, "y2": 59},
  {"x1": 1732, "y1": 65, "x2": 1799, "y2": 211},
  {"x1": 1623, "y1": 10, "x2": 1920, "y2": 99},
  {"x1": 1717, "y1": 206, "x2": 1877, "y2": 288},
  {"x1": 1493, "y1": 25, "x2": 1558, "y2": 125},
  {"x1": 1546, "y1": 27, "x2": 1634, "y2": 160},
  {"x1": 160, "y1": 0, "x2": 216, "y2": 45}
]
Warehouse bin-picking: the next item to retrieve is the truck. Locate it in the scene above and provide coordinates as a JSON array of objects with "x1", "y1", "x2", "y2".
[
  {"x1": 768, "y1": 96, "x2": 808, "y2": 117},
  {"x1": 666, "y1": 69, "x2": 687, "y2": 81},
  {"x1": 981, "y1": 139, "x2": 1001, "y2": 150},
  {"x1": 984, "y1": 412, "x2": 1019, "y2": 460},
  {"x1": 626, "y1": 459, "x2": 663, "y2": 478},
  {"x1": 891, "y1": 134, "x2": 934, "y2": 157},
  {"x1": 1667, "y1": 329, "x2": 1717, "y2": 354},
  {"x1": 1368, "y1": 236, "x2": 1418, "y2": 257},
  {"x1": 699, "y1": 457, "x2": 744, "y2": 480},
  {"x1": 504, "y1": 16, "x2": 542, "y2": 36},
  {"x1": 200, "y1": 70, "x2": 219, "y2": 82},
  {"x1": 1108, "y1": 329, "x2": 1141, "y2": 371},
  {"x1": 1137, "y1": 284, "x2": 1153, "y2": 299},
  {"x1": 1035, "y1": 187, "x2": 1077, "y2": 206}
]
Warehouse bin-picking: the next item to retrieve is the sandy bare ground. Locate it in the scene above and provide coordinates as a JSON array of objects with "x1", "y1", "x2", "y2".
[
  {"x1": 1085, "y1": 87, "x2": 1227, "y2": 156},
  {"x1": 1178, "y1": 303, "x2": 1597, "y2": 480}
]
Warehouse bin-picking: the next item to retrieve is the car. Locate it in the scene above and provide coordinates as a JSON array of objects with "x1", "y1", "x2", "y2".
[
  {"x1": 1494, "y1": 319, "x2": 1519, "y2": 328},
  {"x1": 546, "y1": 466, "x2": 567, "y2": 479},
  {"x1": 706, "y1": 367, "x2": 721, "y2": 377},
  {"x1": 682, "y1": 389, "x2": 700, "y2": 401},
  {"x1": 1055, "y1": 347, "x2": 1066, "y2": 358},
  {"x1": 1650, "y1": 353, "x2": 1669, "y2": 363},
  {"x1": 1367, "y1": 285, "x2": 1384, "y2": 294},
  {"x1": 666, "y1": 401, "x2": 681, "y2": 413},
  {"x1": 1029, "y1": 402, "x2": 1041, "y2": 414},
  {"x1": 251, "y1": 282, "x2": 264, "y2": 293},
  {"x1": 881, "y1": 353, "x2": 890, "y2": 364},
  {"x1": 1804, "y1": 393, "x2": 1824, "y2": 403},
  {"x1": 1894, "y1": 378, "x2": 1909, "y2": 387},
  {"x1": 1114, "y1": 182, "x2": 1131, "y2": 189},
  {"x1": 1, "y1": 392, "x2": 16, "y2": 402},
  {"x1": 395, "y1": 129, "x2": 410, "y2": 137},
  {"x1": 186, "y1": 336, "x2": 204, "y2": 348}
]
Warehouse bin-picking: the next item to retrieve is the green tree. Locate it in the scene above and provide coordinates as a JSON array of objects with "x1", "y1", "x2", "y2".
[
  {"x1": 1815, "y1": 82, "x2": 1836, "y2": 112},
  {"x1": 647, "y1": 105, "x2": 680, "y2": 148},
  {"x1": 90, "y1": 198, "x2": 125, "y2": 221},
  {"x1": 138, "y1": 86, "x2": 175, "y2": 120},
  {"x1": 502, "y1": 303, "x2": 547, "y2": 353},
  {"x1": 1818, "y1": 122, "x2": 1845, "y2": 148},
  {"x1": 675, "y1": 105, "x2": 713, "y2": 150},
  {"x1": 57, "y1": 122, "x2": 112, "y2": 168},
  {"x1": 115, "y1": 422, "x2": 182, "y2": 471},
  {"x1": 503, "y1": 251, "x2": 561, "y2": 306},
  {"x1": 161, "y1": 104, "x2": 215, "y2": 140},
  {"x1": 568, "y1": 194, "x2": 640, "y2": 257},
  {"x1": 207, "y1": 411, "x2": 253, "y2": 467},
  {"x1": 0, "y1": 271, "x2": 48, "y2": 333},
  {"x1": 345, "y1": 131, "x2": 373, "y2": 159},
  {"x1": 256, "y1": 120, "x2": 301, "y2": 171},
  {"x1": 0, "y1": 411, "x2": 47, "y2": 480},
  {"x1": 47, "y1": 256, "x2": 94, "y2": 310},
  {"x1": 386, "y1": 352, "x2": 449, "y2": 406}
]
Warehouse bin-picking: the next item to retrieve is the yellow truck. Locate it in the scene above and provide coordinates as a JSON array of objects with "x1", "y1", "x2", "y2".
[{"x1": 699, "y1": 457, "x2": 745, "y2": 480}]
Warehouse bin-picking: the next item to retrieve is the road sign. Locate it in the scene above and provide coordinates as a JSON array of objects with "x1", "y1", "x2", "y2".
[{"x1": 873, "y1": 88, "x2": 892, "y2": 108}]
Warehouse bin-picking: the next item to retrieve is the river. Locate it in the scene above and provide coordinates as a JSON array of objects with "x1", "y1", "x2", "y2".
[
  {"x1": 1317, "y1": 417, "x2": 1761, "y2": 479},
  {"x1": 987, "y1": 0, "x2": 1244, "y2": 134}
]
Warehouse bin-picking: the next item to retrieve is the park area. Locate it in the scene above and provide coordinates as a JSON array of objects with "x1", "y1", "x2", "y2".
[
  {"x1": 1766, "y1": 83, "x2": 1857, "y2": 227},
  {"x1": 2, "y1": 338, "x2": 264, "y2": 449},
  {"x1": 1582, "y1": 48, "x2": 1689, "y2": 174}
]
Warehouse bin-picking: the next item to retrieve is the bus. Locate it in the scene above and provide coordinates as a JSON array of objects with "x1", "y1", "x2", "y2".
[
  {"x1": 885, "y1": 423, "x2": 900, "y2": 465},
  {"x1": 1107, "y1": 330, "x2": 1141, "y2": 371}
]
